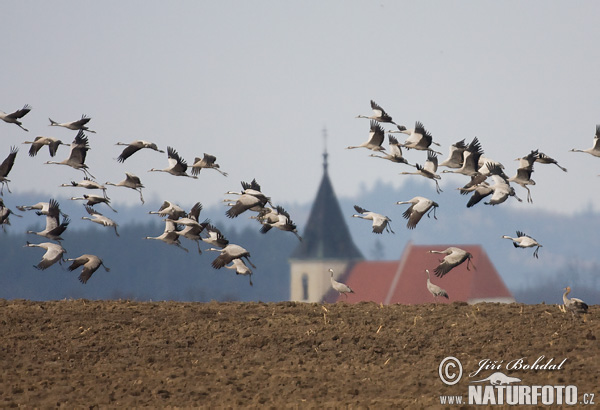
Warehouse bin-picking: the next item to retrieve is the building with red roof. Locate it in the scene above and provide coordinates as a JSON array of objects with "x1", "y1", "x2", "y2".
[
  {"x1": 290, "y1": 146, "x2": 515, "y2": 305},
  {"x1": 322, "y1": 242, "x2": 515, "y2": 304}
]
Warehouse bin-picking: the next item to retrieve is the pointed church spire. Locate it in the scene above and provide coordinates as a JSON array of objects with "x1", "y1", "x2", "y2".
[
  {"x1": 290, "y1": 130, "x2": 363, "y2": 260},
  {"x1": 322, "y1": 127, "x2": 329, "y2": 173}
]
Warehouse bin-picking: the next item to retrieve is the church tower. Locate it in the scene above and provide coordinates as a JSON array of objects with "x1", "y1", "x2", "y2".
[{"x1": 289, "y1": 134, "x2": 363, "y2": 302}]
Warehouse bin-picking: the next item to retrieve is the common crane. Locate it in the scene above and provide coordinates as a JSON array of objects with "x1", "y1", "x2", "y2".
[
  {"x1": 535, "y1": 152, "x2": 567, "y2": 172},
  {"x1": 225, "y1": 179, "x2": 270, "y2": 218},
  {"x1": 562, "y1": 286, "x2": 588, "y2": 316},
  {"x1": 148, "y1": 146, "x2": 197, "y2": 179},
  {"x1": 439, "y1": 139, "x2": 467, "y2": 169},
  {"x1": 23, "y1": 136, "x2": 67, "y2": 157},
  {"x1": 49, "y1": 114, "x2": 96, "y2": 133},
  {"x1": 0, "y1": 104, "x2": 31, "y2": 131},
  {"x1": 67, "y1": 254, "x2": 110, "y2": 284},
  {"x1": 105, "y1": 173, "x2": 145, "y2": 204},
  {"x1": 569, "y1": 125, "x2": 600, "y2": 157},
  {"x1": 392, "y1": 121, "x2": 441, "y2": 153},
  {"x1": 190, "y1": 153, "x2": 228, "y2": 176},
  {"x1": 425, "y1": 269, "x2": 449, "y2": 302},
  {"x1": 508, "y1": 166, "x2": 535, "y2": 203},
  {"x1": 352, "y1": 205, "x2": 394, "y2": 234},
  {"x1": 224, "y1": 258, "x2": 254, "y2": 286},
  {"x1": 329, "y1": 268, "x2": 354, "y2": 298},
  {"x1": 259, "y1": 205, "x2": 302, "y2": 241},
  {"x1": 428, "y1": 247, "x2": 475, "y2": 278},
  {"x1": 149, "y1": 200, "x2": 186, "y2": 219},
  {"x1": 0, "y1": 146, "x2": 18, "y2": 194},
  {"x1": 45, "y1": 130, "x2": 94, "y2": 178},
  {"x1": 81, "y1": 205, "x2": 120, "y2": 236},
  {"x1": 396, "y1": 196, "x2": 438, "y2": 229},
  {"x1": 441, "y1": 137, "x2": 483, "y2": 177},
  {"x1": 115, "y1": 140, "x2": 164, "y2": 162},
  {"x1": 356, "y1": 100, "x2": 397, "y2": 125},
  {"x1": 501, "y1": 231, "x2": 542, "y2": 258},
  {"x1": 144, "y1": 220, "x2": 188, "y2": 252},
  {"x1": 25, "y1": 241, "x2": 66, "y2": 270},
  {"x1": 346, "y1": 120, "x2": 386, "y2": 152},
  {"x1": 400, "y1": 150, "x2": 443, "y2": 193},
  {"x1": 71, "y1": 194, "x2": 117, "y2": 213},
  {"x1": 16, "y1": 199, "x2": 68, "y2": 219},
  {"x1": 26, "y1": 207, "x2": 70, "y2": 242},
  {"x1": 166, "y1": 202, "x2": 209, "y2": 254},
  {"x1": 207, "y1": 243, "x2": 256, "y2": 269},
  {"x1": 60, "y1": 177, "x2": 107, "y2": 197},
  {"x1": 0, "y1": 198, "x2": 22, "y2": 230},
  {"x1": 201, "y1": 224, "x2": 229, "y2": 248},
  {"x1": 369, "y1": 135, "x2": 415, "y2": 167}
]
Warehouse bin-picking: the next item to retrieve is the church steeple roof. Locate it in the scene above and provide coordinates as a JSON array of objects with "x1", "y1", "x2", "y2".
[{"x1": 290, "y1": 133, "x2": 363, "y2": 260}]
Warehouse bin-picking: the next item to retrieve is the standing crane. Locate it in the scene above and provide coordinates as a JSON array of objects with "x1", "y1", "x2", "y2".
[
  {"x1": 425, "y1": 269, "x2": 449, "y2": 302},
  {"x1": 0, "y1": 146, "x2": 18, "y2": 195},
  {"x1": 428, "y1": 247, "x2": 475, "y2": 277},
  {"x1": 49, "y1": 114, "x2": 96, "y2": 133},
  {"x1": 0, "y1": 104, "x2": 31, "y2": 131},
  {"x1": 501, "y1": 231, "x2": 542, "y2": 258},
  {"x1": 67, "y1": 254, "x2": 111, "y2": 284},
  {"x1": 562, "y1": 286, "x2": 589, "y2": 316},
  {"x1": 352, "y1": 205, "x2": 394, "y2": 234},
  {"x1": 115, "y1": 140, "x2": 164, "y2": 162},
  {"x1": 329, "y1": 268, "x2": 354, "y2": 298}
]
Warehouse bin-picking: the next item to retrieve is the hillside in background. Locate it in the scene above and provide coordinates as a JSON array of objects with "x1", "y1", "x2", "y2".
[{"x1": 1, "y1": 177, "x2": 599, "y2": 304}]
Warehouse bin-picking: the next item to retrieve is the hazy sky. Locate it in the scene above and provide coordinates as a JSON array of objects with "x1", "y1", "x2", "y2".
[{"x1": 3, "y1": 1, "x2": 600, "y2": 215}]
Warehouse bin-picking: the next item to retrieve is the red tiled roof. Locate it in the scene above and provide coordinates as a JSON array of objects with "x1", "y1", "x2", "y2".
[{"x1": 332, "y1": 242, "x2": 514, "y2": 304}]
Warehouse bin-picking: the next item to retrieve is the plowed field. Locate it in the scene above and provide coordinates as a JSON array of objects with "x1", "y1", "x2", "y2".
[{"x1": 1, "y1": 300, "x2": 597, "y2": 408}]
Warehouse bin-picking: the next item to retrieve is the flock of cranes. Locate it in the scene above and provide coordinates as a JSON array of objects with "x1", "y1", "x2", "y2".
[
  {"x1": 339, "y1": 99, "x2": 590, "y2": 314},
  {"x1": 0, "y1": 100, "x2": 593, "y2": 313},
  {"x1": 0, "y1": 103, "x2": 302, "y2": 286}
]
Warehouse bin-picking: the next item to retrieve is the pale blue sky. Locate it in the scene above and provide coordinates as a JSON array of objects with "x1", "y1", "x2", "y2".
[{"x1": 3, "y1": 1, "x2": 600, "y2": 215}]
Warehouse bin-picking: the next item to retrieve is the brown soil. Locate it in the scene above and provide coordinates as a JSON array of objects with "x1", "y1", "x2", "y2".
[{"x1": 0, "y1": 300, "x2": 597, "y2": 408}]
